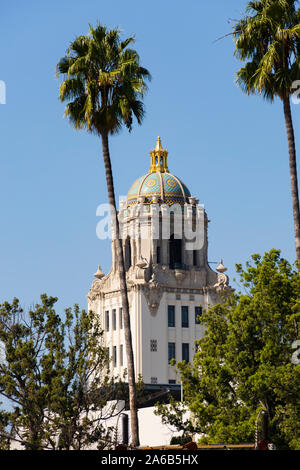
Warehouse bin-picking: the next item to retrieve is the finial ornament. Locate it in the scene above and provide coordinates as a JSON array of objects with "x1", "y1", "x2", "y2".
[
  {"x1": 136, "y1": 255, "x2": 148, "y2": 269},
  {"x1": 149, "y1": 136, "x2": 169, "y2": 173},
  {"x1": 155, "y1": 136, "x2": 163, "y2": 151},
  {"x1": 214, "y1": 258, "x2": 230, "y2": 291},
  {"x1": 216, "y1": 259, "x2": 227, "y2": 273},
  {"x1": 94, "y1": 265, "x2": 105, "y2": 279}
]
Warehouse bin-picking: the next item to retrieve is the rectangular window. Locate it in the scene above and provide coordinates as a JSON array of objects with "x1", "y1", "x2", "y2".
[
  {"x1": 195, "y1": 306, "x2": 202, "y2": 324},
  {"x1": 120, "y1": 345, "x2": 123, "y2": 367},
  {"x1": 168, "y1": 305, "x2": 175, "y2": 327},
  {"x1": 193, "y1": 250, "x2": 197, "y2": 266},
  {"x1": 168, "y1": 342, "x2": 176, "y2": 364},
  {"x1": 150, "y1": 339, "x2": 157, "y2": 352},
  {"x1": 181, "y1": 306, "x2": 189, "y2": 328},
  {"x1": 105, "y1": 311, "x2": 109, "y2": 332},
  {"x1": 157, "y1": 246, "x2": 161, "y2": 264},
  {"x1": 113, "y1": 346, "x2": 117, "y2": 367},
  {"x1": 119, "y1": 308, "x2": 123, "y2": 329},
  {"x1": 168, "y1": 380, "x2": 176, "y2": 384},
  {"x1": 151, "y1": 377, "x2": 158, "y2": 384},
  {"x1": 113, "y1": 309, "x2": 116, "y2": 330},
  {"x1": 182, "y1": 343, "x2": 189, "y2": 363}
]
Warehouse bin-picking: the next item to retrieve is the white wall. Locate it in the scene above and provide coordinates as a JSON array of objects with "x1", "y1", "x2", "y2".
[{"x1": 141, "y1": 291, "x2": 206, "y2": 384}]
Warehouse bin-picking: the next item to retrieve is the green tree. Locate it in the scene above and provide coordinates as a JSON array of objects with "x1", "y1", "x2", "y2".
[
  {"x1": 0, "y1": 409, "x2": 10, "y2": 450},
  {"x1": 0, "y1": 294, "x2": 122, "y2": 450},
  {"x1": 233, "y1": 0, "x2": 300, "y2": 272},
  {"x1": 56, "y1": 23, "x2": 150, "y2": 447},
  {"x1": 155, "y1": 250, "x2": 300, "y2": 449}
]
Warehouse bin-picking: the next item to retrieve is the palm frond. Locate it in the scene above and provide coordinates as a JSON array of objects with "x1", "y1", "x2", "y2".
[
  {"x1": 56, "y1": 56, "x2": 76, "y2": 77},
  {"x1": 127, "y1": 99, "x2": 145, "y2": 126},
  {"x1": 234, "y1": 0, "x2": 300, "y2": 101},
  {"x1": 59, "y1": 78, "x2": 85, "y2": 102},
  {"x1": 67, "y1": 56, "x2": 89, "y2": 78},
  {"x1": 65, "y1": 95, "x2": 87, "y2": 130},
  {"x1": 56, "y1": 22, "x2": 150, "y2": 136},
  {"x1": 119, "y1": 36, "x2": 135, "y2": 52},
  {"x1": 67, "y1": 36, "x2": 90, "y2": 57}
]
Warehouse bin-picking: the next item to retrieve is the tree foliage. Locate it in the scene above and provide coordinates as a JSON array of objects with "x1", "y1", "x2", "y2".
[
  {"x1": 234, "y1": 0, "x2": 300, "y2": 101},
  {"x1": 0, "y1": 294, "x2": 122, "y2": 450},
  {"x1": 155, "y1": 250, "x2": 300, "y2": 449},
  {"x1": 56, "y1": 23, "x2": 151, "y2": 447},
  {"x1": 56, "y1": 22, "x2": 151, "y2": 135},
  {"x1": 233, "y1": 0, "x2": 300, "y2": 270}
]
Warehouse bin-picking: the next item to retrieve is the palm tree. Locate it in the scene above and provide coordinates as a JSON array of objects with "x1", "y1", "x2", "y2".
[
  {"x1": 56, "y1": 23, "x2": 151, "y2": 447},
  {"x1": 233, "y1": 0, "x2": 300, "y2": 272}
]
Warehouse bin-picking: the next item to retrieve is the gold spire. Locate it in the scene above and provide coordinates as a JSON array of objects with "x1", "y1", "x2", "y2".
[
  {"x1": 155, "y1": 136, "x2": 163, "y2": 151},
  {"x1": 149, "y1": 136, "x2": 169, "y2": 173}
]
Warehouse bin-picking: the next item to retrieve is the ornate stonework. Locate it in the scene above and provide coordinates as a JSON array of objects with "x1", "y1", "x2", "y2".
[
  {"x1": 142, "y1": 282, "x2": 164, "y2": 317},
  {"x1": 87, "y1": 137, "x2": 232, "y2": 384}
]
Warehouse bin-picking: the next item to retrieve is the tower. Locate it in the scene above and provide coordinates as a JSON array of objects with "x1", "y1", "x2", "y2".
[{"x1": 88, "y1": 137, "x2": 230, "y2": 384}]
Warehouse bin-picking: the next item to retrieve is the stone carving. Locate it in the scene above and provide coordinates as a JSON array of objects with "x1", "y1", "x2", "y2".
[
  {"x1": 135, "y1": 267, "x2": 146, "y2": 281},
  {"x1": 214, "y1": 272, "x2": 229, "y2": 290},
  {"x1": 88, "y1": 279, "x2": 103, "y2": 301},
  {"x1": 142, "y1": 271, "x2": 163, "y2": 316},
  {"x1": 214, "y1": 259, "x2": 230, "y2": 291},
  {"x1": 136, "y1": 255, "x2": 148, "y2": 269},
  {"x1": 174, "y1": 269, "x2": 186, "y2": 283},
  {"x1": 149, "y1": 270, "x2": 159, "y2": 286},
  {"x1": 134, "y1": 256, "x2": 149, "y2": 281}
]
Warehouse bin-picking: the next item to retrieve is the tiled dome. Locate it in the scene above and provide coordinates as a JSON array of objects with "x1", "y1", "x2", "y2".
[
  {"x1": 126, "y1": 137, "x2": 192, "y2": 206},
  {"x1": 127, "y1": 171, "x2": 191, "y2": 206}
]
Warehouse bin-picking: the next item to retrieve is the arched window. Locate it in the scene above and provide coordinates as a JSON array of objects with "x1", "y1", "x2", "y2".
[
  {"x1": 169, "y1": 234, "x2": 182, "y2": 269},
  {"x1": 124, "y1": 237, "x2": 132, "y2": 271}
]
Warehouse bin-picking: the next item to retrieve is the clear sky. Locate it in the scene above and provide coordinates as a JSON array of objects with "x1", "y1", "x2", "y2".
[{"x1": 1, "y1": 0, "x2": 299, "y2": 314}]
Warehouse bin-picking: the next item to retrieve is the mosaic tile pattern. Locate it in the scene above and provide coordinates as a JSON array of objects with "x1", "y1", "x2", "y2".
[
  {"x1": 179, "y1": 181, "x2": 191, "y2": 198},
  {"x1": 140, "y1": 173, "x2": 160, "y2": 194},
  {"x1": 126, "y1": 171, "x2": 191, "y2": 206},
  {"x1": 127, "y1": 175, "x2": 145, "y2": 195}
]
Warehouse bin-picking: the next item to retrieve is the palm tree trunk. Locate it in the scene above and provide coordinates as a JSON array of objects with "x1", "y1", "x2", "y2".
[
  {"x1": 283, "y1": 95, "x2": 300, "y2": 273},
  {"x1": 101, "y1": 131, "x2": 140, "y2": 447}
]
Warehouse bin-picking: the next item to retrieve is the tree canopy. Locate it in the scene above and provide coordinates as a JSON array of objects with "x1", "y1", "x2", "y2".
[
  {"x1": 56, "y1": 23, "x2": 151, "y2": 136},
  {"x1": 0, "y1": 294, "x2": 123, "y2": 450},
  {"x1": 56, "y1": 23, "x2": 151, "y2": 447},
  {"x1": 156, "y1": 250, "x2": 300, "y2": 449},
  {"x1": 234, "y1": 0, "x2": 300, "y2": 101},
  {"x1": 233, "y1": 0, "x2": 300, "y2": 270}
]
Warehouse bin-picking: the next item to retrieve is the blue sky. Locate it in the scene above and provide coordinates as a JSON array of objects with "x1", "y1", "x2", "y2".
[{"x1": 0, "y1": 0, "x2": 299, "y2": 314}]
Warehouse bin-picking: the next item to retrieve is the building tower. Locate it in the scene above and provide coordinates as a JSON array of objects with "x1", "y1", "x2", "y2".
[{"x1": 88, "y1": 137, "x2": 230, "y2": 385}]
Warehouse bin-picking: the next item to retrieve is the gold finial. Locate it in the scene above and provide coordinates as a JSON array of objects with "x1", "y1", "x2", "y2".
[
  {"x1": 155, "y1": 136, "x2": 162, "y2": 151},
  {"x1": 149, "y1": 136, "x2": 169, "y2": 173}
]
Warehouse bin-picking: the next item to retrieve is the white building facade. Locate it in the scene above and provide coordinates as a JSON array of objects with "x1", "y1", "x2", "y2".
[{"x1": 88, "y1": 137, "x2": 230, "y2": 385}]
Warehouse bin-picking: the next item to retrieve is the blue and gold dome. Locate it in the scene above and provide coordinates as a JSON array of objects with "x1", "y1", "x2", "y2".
[{"x1": 127, "y1": 137, "x2": 191, "y2": 206}]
